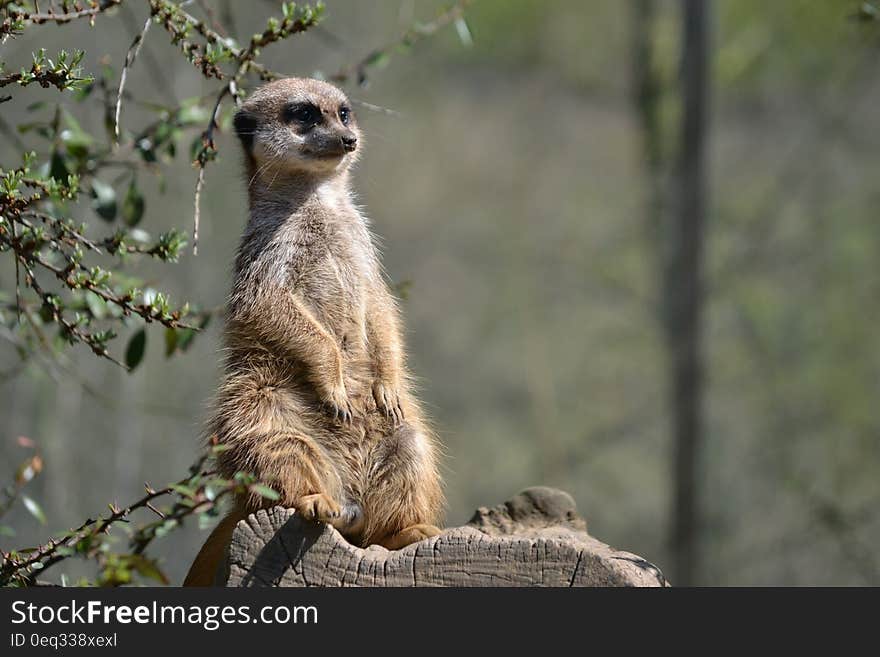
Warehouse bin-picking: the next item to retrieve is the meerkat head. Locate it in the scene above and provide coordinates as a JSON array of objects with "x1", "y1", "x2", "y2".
[{"x1": 233, "y1": 77, "x2": 360, "y2": 181}]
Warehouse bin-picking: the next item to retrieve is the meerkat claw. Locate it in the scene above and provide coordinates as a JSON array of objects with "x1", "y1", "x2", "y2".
[
  {"x1": 373, "y1": 382, "x2": 404, "y2": 426},
  {"x1": 295, "y1": 493, "x2": 342, "y2": 524},
  {"x1": 326, "y1": 399, "x2": 354, "y2": 425}
]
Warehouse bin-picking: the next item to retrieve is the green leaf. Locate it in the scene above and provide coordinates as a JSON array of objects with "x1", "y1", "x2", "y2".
[
  {"x1": 85, "y1": 292, "x2": 108, "y2": 319},
  {"x1": 178, "y1": 102, "x2": 210, "y2": 126},
  {"x1": 0, "y1": 525, "x2": 16, "y2": 537},
  {"x1": 127, "y1": 228, "x2": 151, "y2": 244},
  {"x1": 125, "y1": 329, "x2": 147, "y2": 370},
  {"x1": 169, "y1": 484, "x2": 196, "y2": 497},
  {"x1": 122, "y1": 179, "x2": 145, "y2": 226},
  {"x1": 250, "y1": 484, "x2": 280, "y2": 501},
  {"x1": 189, "y1": 135, "x2": 203, "y2": 162},
  {"x1": 363, "y1": 50, "x2": 390, "y2": 69},
  {"x1": 128, "y1": 555, "x2": 169, "y2": 585},
  {"x1": 164, "y1": 327, "x2": 178, "y2": 357},
  {"x1": 49, "y1": 150, "x2": 69, "y2": 182},
  {"x1": 38, "y1": 299, "x2": 55, "y2": 322},
  {"x1": 21, "y1": 495, "x2": 47, "y2": 525},
  {"x1": 74, "y1": 81, "x2": 95, "y2": 101},
  {"x1": 454, "y1": 17, "x2": 473, "y2": 47},
  {"x1": 154, "y1": 518, "x2": 179, "y2": 538},
  {"x1": 858, "y1": 2, "x2": 879, "y2": 20},
  {"x1": 90, "y1": 179, "x2": 117, "y2": 221},
  {"x1": 60, "y1": 109, "x2": 93, "y2": 159},
  {"x1": 176, "y1": 328, "x2": 196, "y2": 352},
  {"x1": 136, "y1": 137, "x2": 157, "y2": 163}
]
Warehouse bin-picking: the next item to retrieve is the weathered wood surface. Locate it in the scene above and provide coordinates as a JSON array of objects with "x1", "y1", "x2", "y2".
[{"x1": 223, "y1": 487, "x2": 667, "y2": 587}]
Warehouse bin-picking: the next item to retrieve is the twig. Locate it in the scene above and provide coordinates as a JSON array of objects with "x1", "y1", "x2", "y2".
[
  {"x1": 191, "y1": 80, "x2": 232, "y2": 255},
  {"x1": 144, "y1": 501, "x2": 165, "y2": 519},
  {"x1": 22, "y1": 211, "x2": 103, "y2": 253},
  {"x1": 351, "y1": 98, "x2": 403, "y2": 118},
  {"x1": 3, "y1": 217, "x2": 193, "y2": 328},
  {"x1": 13, "y1": 254, "x2": 128, "y2": 368},
  {"x1": 192, "y1": 165, "x2": 206, "y2": 255},
  {"x1": 0, "y1": 67, "x2": 85, "y2": 91},
  {"x1": 9, "y1": 0, "x2": 124, "y2": 26},
  {"x1": 0, "y1": 445, "x2": 42, "y2": 521},
  {"x1": 12, "y1": 218, "x2": 21, "y2": 323},
  {"x1": 114, "y1": 11, "x2": 154, "y2": 145},
  {"x1": 332, "y1": 0, "x2": 474, "y2": 86},
  {"x1": 195, "y1": 0, "x2": 227, "y2": 36}
]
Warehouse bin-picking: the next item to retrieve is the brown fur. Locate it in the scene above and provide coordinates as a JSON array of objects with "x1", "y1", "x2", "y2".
[{"x1": 184, "y1": 79, "x2": 443, "y2": 586}]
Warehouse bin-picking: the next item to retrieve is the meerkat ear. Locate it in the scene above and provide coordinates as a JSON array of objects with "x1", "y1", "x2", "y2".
[{"x1": 233, "y1": 110, "x2": 257, "y2": 155}]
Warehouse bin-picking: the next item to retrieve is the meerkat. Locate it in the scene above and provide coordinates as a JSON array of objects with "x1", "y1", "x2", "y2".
[{"x1": 183, "y1": 78, "x2": 444, "y2": 586}]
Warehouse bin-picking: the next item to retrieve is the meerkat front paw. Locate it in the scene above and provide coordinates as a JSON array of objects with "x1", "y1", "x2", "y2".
[
  {"x1": 322, "y1": 382, "x2": 354, "y2": 425},
  {"x1": 372, "y1": 380, "x2": 404, "y2": 426},
  {"x1": 294, "y1": 493, "x2": 341, "y2": 524}
]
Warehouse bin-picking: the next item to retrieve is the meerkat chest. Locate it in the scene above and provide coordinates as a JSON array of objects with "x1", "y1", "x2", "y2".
[{"x1": 286, "y1": 214, "x2": 373, "y2": 328}]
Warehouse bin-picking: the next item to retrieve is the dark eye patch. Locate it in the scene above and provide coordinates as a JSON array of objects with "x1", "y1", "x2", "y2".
[
  {"x1": 339, "y1": 106, "x2": 351, "y2": 125},
  {"x1": 233, "y1": 110, "x2": 257, "y2": 154},
  {"x1": 283, "y1": 102, "x2": 321, "y2": 126}
]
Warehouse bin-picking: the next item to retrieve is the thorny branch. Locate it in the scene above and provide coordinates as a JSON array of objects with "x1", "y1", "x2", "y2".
[
  {"x1": 1, "y1": 0, "x2": 123, "y2": 42},
  {"x1": 114, "y1": 12, "x2": 154, "y2": 144},
  {"x1": 0, "y1": 447, "x2": 279, "y2": 587}
]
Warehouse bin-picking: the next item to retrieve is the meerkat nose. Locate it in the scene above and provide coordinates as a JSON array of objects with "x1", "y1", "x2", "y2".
[{"x1": 341, "y1": 135, "x2": 358, "y2": 152}]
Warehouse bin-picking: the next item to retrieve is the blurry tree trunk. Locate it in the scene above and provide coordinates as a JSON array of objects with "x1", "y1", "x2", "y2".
[
  {"x1": 633, "y1": 0, "x2": 681, "y2": 576},
  {"x1": 667, "y1": 0, "x2": 710, "y2": 586},
  {"x1": 631, "y1": 0, "x2": 665, "y2": 248}
]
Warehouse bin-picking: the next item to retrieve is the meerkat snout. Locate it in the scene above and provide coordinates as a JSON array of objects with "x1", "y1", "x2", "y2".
[{"x1": 341, "y1": 134, "x2": 358, "y2": 152}]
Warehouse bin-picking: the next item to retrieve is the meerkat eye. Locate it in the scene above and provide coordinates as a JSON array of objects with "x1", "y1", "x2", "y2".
[
  {"x1": 339, "y1": 106, "x2": 351, "y2": 126},
  {"x1": 283, "y1": 103, "x2": 320, "y2": 126}
]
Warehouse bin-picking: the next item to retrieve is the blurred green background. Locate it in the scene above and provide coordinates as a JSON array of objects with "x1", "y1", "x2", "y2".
[{"x1": 1, "y1": 0, "x2": 879, "y2": 585}]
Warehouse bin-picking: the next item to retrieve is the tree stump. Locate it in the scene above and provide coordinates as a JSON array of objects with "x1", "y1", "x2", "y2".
[{"x1": 223, "y1": 487, "x2": 667, "y2": 587}]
